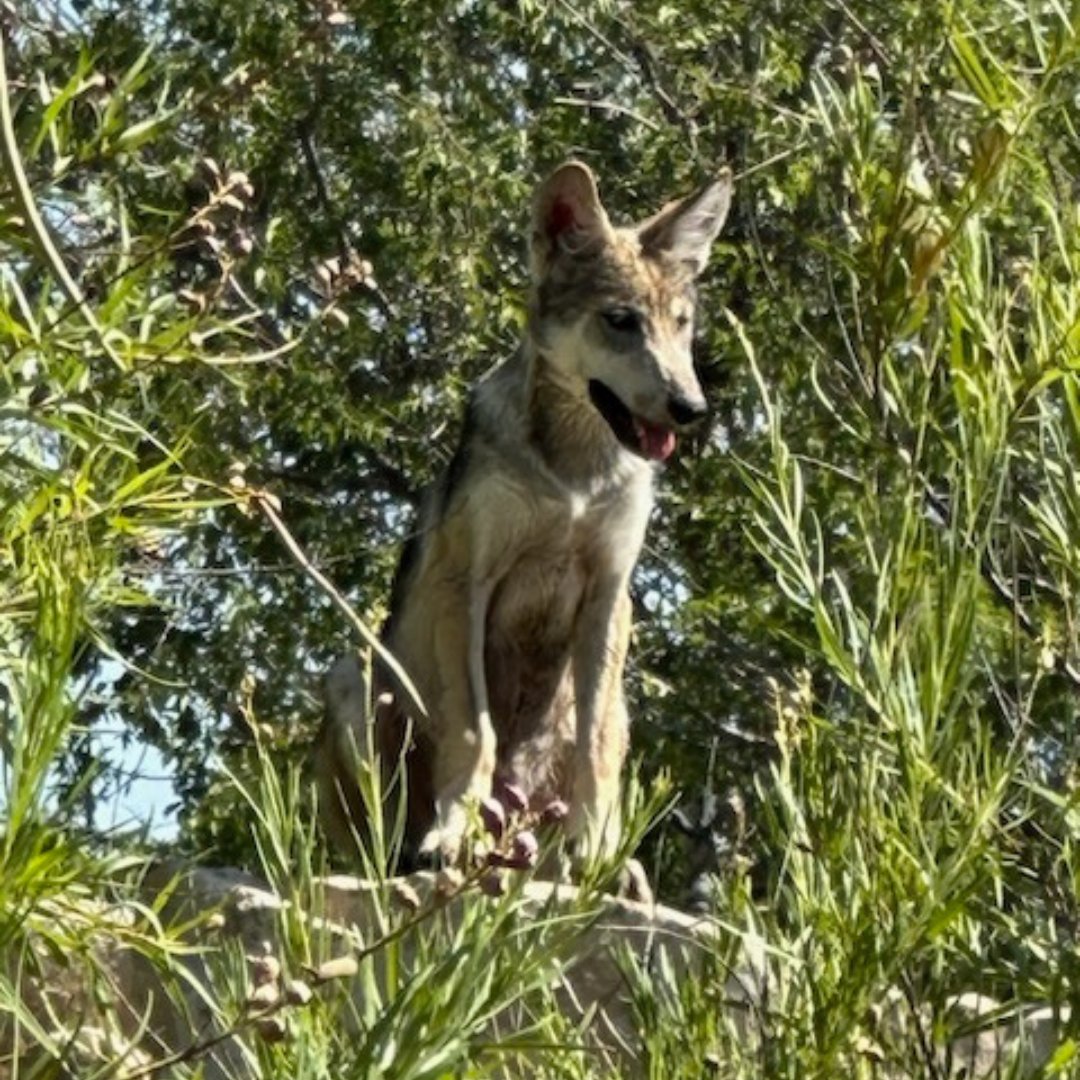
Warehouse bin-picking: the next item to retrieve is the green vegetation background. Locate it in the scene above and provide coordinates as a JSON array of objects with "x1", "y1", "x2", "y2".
[{"x1": 2, "y1": 0, "x2": 1079, "y2": 1074}]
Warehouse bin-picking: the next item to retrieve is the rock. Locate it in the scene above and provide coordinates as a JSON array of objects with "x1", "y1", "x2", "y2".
[
  {"x1": 870, "y1": 987, "x2": 1070, "y2": 1078},
  {"x1": 942, "y1": 993, "x2": 1067, "y2": 1078},
  {"x1": 1, "y1": 864, "x2": 1070, "y2": 1079},
  {"x1": 314, "y1": 870, "x2": 755, "y2": 1056}
]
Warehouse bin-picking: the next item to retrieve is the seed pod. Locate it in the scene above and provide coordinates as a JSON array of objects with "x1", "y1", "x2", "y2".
[
  {"x1": 226, "y1": 169, "x2": 251, "y2": 193},
  {"x1": 435, "y1": 867, "x2": 465, "y2": 899},
  {"x1": 480, "y1": 796, "x2": 506, "y2": 840},
  {"x1": 540, "y1": 800, "x2": 569, "y2": 827},
  {"x1": 480, "y1": 868, "x2": 507, "y2": 897},
  {"x1": 256, "y1": 1015, "x2": 289, "y2": 1043},
  {"x1": 249, "y1": 955, "x2": 281, "y2": 986},
  {"x1": 313, "y1": 955, "x2": 358, "y2": 983},
  {"x1": 973, "y1": 119, "x2": 1012, "y2": 185},
  {"x1": 229, "y1": 229, "x2": 254, "y2": 256},
  {"x1": 284, "y1": 979, "x2": 314, "y2": 1006},
  {"x1": 391, "y1": 880, "x2": 422, "y2": 912},
  {"x1": 500, "y1": 782, "x2": 529, "y2": 815},
  {"x1": 509, "y1": 831, "x2": 539, "y2": 869},
  {"x1": 247, "y1": 982, "x2": 280, "y2": 1009}
]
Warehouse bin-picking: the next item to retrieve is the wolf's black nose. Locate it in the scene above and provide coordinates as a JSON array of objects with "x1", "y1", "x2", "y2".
[{"x1": 667, "y1": 393, "x2": 708, "y2": 426}]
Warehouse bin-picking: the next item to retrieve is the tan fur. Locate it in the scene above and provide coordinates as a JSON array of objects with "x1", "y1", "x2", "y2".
[{"x1": 316, "y1": 161, "x2": 732, "y2": 874}]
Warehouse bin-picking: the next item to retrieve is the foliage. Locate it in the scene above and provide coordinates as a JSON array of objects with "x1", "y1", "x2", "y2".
[{"x1": 2, "y1": 0, "x2": 1080, "y2": 1075}]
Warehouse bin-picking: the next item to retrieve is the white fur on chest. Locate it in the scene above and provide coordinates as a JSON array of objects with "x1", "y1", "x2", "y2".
[
  {"x1": 468, "y1": 460, "x2": 651, "y2": 574},
  {"x1": 470, "y1": 466, "x2": 651, "y2": 648}
]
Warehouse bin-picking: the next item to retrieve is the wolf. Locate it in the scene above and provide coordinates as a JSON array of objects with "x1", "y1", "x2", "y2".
[{"x1": 316, "y1": 160, "x2": 732, "y2": 882}]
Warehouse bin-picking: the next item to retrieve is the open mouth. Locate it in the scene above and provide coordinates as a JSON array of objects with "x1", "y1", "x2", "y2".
[{"x1": 588, "y1": 380, "x2": 676, "y2": 462}]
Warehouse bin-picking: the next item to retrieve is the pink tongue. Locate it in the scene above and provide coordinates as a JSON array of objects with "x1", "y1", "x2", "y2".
[{"x1": 635, "y1": 418, "x2": 676, "y2": 462}]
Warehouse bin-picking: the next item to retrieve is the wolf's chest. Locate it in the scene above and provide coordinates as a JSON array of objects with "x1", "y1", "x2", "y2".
[
  {"x1": 480, "y1": 501, "x2": 593, "y2": 750},
  {"x1": 485, "y1": 501, "x2": 593, "y2": 650}
]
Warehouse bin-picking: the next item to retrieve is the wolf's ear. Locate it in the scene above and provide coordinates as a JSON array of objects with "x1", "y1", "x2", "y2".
[
  {"x1": 530, "y1": 161, "x2": 613, "y2": 276},
  {"x1": 638, "y1": 170, "x2": 733, "y2": 276}
]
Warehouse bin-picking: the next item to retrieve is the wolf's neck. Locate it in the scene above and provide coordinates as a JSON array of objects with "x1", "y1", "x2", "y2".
[{"x1": 524, "y1": 345, "x2": 644, "y2": 494}]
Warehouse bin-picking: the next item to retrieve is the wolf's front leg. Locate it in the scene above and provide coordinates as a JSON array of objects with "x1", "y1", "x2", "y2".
[
  {"x1": 569, "y1": 581, "x2": 633, "y2": 861},
  {"x1": 419, "y1": 579, "x2": 497, "y2": 865},
  {"x1": 421, "y1": 725, "x2": 497, "y2": 865}
]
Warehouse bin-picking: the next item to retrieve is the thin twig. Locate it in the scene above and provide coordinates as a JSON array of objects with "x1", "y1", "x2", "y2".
[
  {"x1": 297, "y1": 117, "x2": 395, "y2": 320},
  {"x1": 125, "y1": 552, "x2": 357, "y2": 579},
  {"x1": 832, "y1": 0, "x2": 892, "y2": 67},
  {"x1": 251, "y1": 489, "x2": 428, "y2": 719},
  {"x1": 731, "y1": 142, "x2": 810, "y2": 183},
  {"x1": 120, "y1": 998, "x2": 283, "y2": 1080},
  {"x1": 626, "y1": 37, "x2": 696, "y2": 140},
  {"x1": 553, "y1": 0, "x2": 696, "y2": 144},
  {"x1": 552, "y1": 96, "x2": 662, "y2": 132}
]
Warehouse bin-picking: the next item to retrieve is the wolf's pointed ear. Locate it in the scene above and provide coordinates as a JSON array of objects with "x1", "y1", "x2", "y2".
[
  {"x1": 530, "y1": 161, "x2": 613, "y2": 277},
  {"x1": 638, "y1": 170, "x2": 733, "y2": 276}
]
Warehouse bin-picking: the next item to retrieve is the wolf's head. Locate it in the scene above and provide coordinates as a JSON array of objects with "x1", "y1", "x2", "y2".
[{"x1": 528, "y1": 161, "x2": 731, "y2": 463}]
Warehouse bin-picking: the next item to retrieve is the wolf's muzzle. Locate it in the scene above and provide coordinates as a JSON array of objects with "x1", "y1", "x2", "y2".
[{"x1": 666, "y1": 392, "x2": 708, "y2": 427}]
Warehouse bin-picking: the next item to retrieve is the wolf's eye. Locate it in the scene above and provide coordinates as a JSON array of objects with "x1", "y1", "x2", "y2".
[
  {"x1": 675, "y1": 311, "x2": 692, "y2": 331},
  {"x1": 601, "y1": 307, "x2": 643, "y2": 334}
]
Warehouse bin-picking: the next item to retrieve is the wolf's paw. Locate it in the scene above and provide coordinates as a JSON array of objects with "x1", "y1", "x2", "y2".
[
  {"x1": 566, "y1": 803, "x2": 620, "y2": 865},
  {"x1": 563, "y1": 803, "x2": 651, "y2": 902},
  {"x1": 561, "y1": 842, "x2": 653, "y2": 904},
  {"x1": 417, "y1": 802, "x2": 471, "y2": 868}
]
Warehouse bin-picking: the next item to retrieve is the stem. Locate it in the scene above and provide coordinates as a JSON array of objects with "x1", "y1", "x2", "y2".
[
  {"x1": 252, "y1": 490, "x2": 428, "y2": 720},
  {"x1": 0, "y1": 30, "x2": 125, "y2": 369}
]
